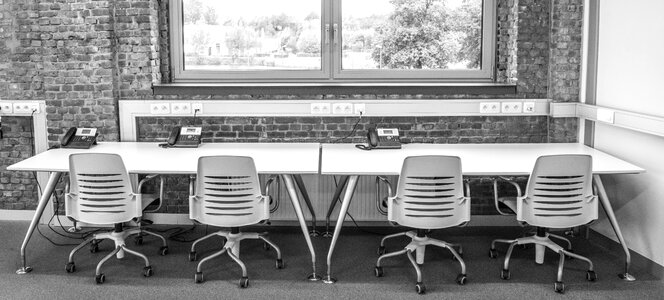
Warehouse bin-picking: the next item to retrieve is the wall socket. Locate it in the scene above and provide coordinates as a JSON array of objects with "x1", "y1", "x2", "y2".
[
  {"x1": 150, "y1": 103, "x2": 170, "y2": 115},
  {"x1": 332, "y1": 102, "x2": 353, "y2": 114},
  {"x1": 479, "y1": 102, "x2": 501, "y2": 114},
  {"x1": 310, "y1": 103, "x2": 331, "y2": 114},
  {"x1": 501, "y1": 102, "x2": 523, "y2": 114},
  {"x1": 170, "y1": 102, "x2": 191, "y2": 115}
]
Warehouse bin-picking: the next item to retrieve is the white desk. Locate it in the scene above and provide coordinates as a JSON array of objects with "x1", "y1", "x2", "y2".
[
  {"x1": 320, "y1": 143, "x2": 644, "y2": 283},
  {"x1": 8, "y1": 142, "x2": 322, "y2": 280}
]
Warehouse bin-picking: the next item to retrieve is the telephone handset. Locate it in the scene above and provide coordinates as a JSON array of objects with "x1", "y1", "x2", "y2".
[
  {"x1": 356, "y1": 127, "x2": 402, "y2": 150},
  {"x1": 160, "y1": 126, "x2": 202, "y2": 148},
  {"x1": 60, "y1": 127, "x2": 98, "y2": 149}
]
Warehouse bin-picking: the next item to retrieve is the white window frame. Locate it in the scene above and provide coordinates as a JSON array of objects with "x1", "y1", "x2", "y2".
[{"x1": 169, "y1": 0, "x2": 496, "y2": 83}]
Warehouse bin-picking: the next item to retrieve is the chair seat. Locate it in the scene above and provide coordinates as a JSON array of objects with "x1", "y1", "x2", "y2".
[
  {"x1": 142, "y1": 194, "x2": 161, "y2": 211},
  {"x1": 498, "y1": 197, "x2": 517, "y2": 214}
]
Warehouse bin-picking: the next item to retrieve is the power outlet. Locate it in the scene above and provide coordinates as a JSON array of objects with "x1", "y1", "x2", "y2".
[
  {"x1": 310, "y1": 103, "x2": 331, "y2": 114},
  {"x1": 0, "y1": 102, "x2": 13, "y2": 114},
  {"x1": 501, "y1": 102, "x2": 523, "y2": 114},
  {"x1": 354, "y1": 103, "x2": 366, "y2": 115},
  {"x1": 191, "y1": 102, "x2": 203, "y2": 114},
  {"x1": 523, "y1": 102, "x2": 535, "y2": 113},
  {"x1": 171, "y1": 102, "x2": 192, "y2": 115},
  {"x1": 13, "y1": 102, "x2": 40, "y2": 114},
  {"x1": 150, "y1": 103, "x2": 171, "y2": 115},
  {"x1": 479, "y1": 102, "x2": 500, "y2": 114},
  {"x1": 332, "y1": 102, "x2": 353, "y2": 115}
]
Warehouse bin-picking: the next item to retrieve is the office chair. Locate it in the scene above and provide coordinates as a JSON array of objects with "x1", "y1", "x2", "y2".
[
  {"x1": 374, "y1": 156, "x2": 470, "y2": 294},
  {"x1": 489, "y1": 155, "x2": 598, "y2": 293},
  {"x1": 64, "y1": 153, "x2": 168, "y2": 284},
  {"x1": 188, "y1": 156, "x2": 283, "y2": 288}
]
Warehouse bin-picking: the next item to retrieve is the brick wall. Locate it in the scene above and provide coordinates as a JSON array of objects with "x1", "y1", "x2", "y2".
[
  {"x1": 0, "y1": 0, "x2": 585, "y2": 214},
  {"x1": 0, "y1": 116, "x2": 39, "y2": 209}
]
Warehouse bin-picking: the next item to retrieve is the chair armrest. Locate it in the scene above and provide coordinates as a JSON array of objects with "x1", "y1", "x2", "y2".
[
  {"x1": 375, "y1": 176, "x2": 393, "y2": 216},
  {"x1": 493, "y1": 176, "x2": 522, "y2": 216},
  {"x1": 463, "y1": 180, "x2": 471, "y2": 198},
  {"x1": 138, "y1": 174, "x2": 164, "y2": 213},
  {"x1": 264, "y1": 175, "x2": 280, "y2": 213}
]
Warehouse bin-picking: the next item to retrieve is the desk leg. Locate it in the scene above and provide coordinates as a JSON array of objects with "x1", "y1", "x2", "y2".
[
  {"x1": 281, "y1": 175, "x2": 321, "y2": 281},
  {"x1": 324, "y1": 175, "x2": 358, "y2": 284},
  {"x1": 323, "y1": 175, "x2": 349, "y2": 238},
  {"x1": 293, "y1": 174, "x2": 319, "y2": 236},
  {"x1": 17, "y1": 171, "x2": 63, "y2": 274},
  {"x1": 593, "y1": 174, "x2": 636, "y2": 281}
]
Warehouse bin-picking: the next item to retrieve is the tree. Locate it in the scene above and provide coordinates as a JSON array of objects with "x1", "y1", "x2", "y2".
[
  {"x1": 183, "y1": 0, "x2": 203, "y2": 25},
  {"x1": 450, "y1": 0, "x2": 482, "y2": 68},
  {"x1": 372, "y1": 0, "x2": 463, "y2": 69},
  {"x1": 225, "y1": 27, "x2": 258, "y2": 61},
  {"x1": 202, "y1": 5, "x2": 218, "y2": 25}
]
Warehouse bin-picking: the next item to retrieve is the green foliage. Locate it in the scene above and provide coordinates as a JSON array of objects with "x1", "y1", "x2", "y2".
[{"x1": 372, "y1": 0, "x2": 481, "y2": 69}]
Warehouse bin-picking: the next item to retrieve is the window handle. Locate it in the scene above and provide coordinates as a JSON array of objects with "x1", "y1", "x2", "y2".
[
  {"x1": 333, "y1": 23, "x2": 338, "y2": 44},
  {"x1": 325, "y1": 24, "x2": 330, "y2": 45}
]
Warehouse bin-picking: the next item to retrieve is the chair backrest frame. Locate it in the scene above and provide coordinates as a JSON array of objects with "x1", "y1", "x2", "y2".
[
  {"x1": 516, "y1": 154, "x2": 597, "y2": 228},
  {"x1": 65, "y1": 153, "x2": 140, "y2": 225},
  {"x1": 388, "y1": 155, "x2": 470, "y2": 230},
  {"x1": 189, "y1": 155, "x2": 269, "y2": 227}
]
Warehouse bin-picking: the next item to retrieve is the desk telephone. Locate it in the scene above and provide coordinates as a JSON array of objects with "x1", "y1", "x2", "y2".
[
  {"x1": 356, "y1": 127, "x2": 401, "y2": 150},
  {"x1": 60, "y1": 127, "x2": 98, "y2": 149},
  {"x1": 160, "y1": 126, "x2": 202, "y2": 148}
]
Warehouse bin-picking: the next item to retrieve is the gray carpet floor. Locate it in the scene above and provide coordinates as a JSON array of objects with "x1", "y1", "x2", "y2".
[{"x1": 1, "y1": 220, "x2": 663, "y2": 299}]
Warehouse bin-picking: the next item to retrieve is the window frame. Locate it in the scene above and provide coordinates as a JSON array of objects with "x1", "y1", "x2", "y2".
[{"x1": 169, "y1": 0, "x2": 497, "y2": 83}]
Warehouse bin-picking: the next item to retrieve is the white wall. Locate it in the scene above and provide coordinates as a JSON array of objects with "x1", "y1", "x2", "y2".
[{"x1": 591, "y1": 0, "x2": 664, "y2": 265}]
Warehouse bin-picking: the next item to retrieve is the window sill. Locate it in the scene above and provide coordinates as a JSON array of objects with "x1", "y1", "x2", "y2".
[{"x1": 152, "y1": 82, "x2": 517, "y2": 96}]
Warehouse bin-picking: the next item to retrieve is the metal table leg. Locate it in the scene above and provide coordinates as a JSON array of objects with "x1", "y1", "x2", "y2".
[
  {"x1": 593, "y1": 174, "x2": 636, "y2": 281},
  {"x1": 281, "y1": 175, "x2": 321, "y2": 281},
  {"x1": 324, "y1": 175, "x2": 359, "y2": 284},
  {"x1": 293, "y1": 174, "x2": 319, "y2": 237},
  {"x1": 17, "y1": 171, "x2": 63, "y2": 274},
  {"x1": 323, "y1": 175, "x2": 349, "y2": 238}
]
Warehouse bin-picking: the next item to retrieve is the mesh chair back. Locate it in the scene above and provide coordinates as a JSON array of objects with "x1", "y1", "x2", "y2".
[
  {"x1": 65, "y1": 153, "x2": 140, "y2": 225},
  {"x1": 388, "y1": 156, "x2": 470, "y2": 230},
  {"x1": 189, "y1": 156, "x2": 269, "y2": 227},
  {"x1": 517, "y1": 154, "x2": 597, "y2": 228}
]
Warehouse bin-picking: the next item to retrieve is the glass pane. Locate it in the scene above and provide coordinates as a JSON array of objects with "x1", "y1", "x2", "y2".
[
  {"x1": 341, "y1": 0, "x2": 483, "y2": 70},
  {"x1": 182, "y1": 0, "x2": 322, "y2": 71}
]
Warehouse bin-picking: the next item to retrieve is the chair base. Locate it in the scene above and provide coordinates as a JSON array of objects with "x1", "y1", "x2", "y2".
[
  {"x1": 189, "y1": 230, "x2": 282, "y2": 287},
  {"x1": 375, "y1": 230, "x2": 466, "y2": 293},
  {"x1": 66, "y1": 226, "x2": 167, "y2": 284},
  {"x1": 490, "y1": 231, "x2": 596, "y2": 293}
]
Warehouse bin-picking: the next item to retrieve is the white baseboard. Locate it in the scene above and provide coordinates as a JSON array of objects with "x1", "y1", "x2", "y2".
[{"x1": 0, "y1": 209, "x2": 37, "y2": 221}]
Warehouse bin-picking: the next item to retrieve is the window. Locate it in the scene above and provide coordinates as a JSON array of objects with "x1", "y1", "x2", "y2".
[{"x1": 169, "y1": 0, "x2": 496, "y2": 83}]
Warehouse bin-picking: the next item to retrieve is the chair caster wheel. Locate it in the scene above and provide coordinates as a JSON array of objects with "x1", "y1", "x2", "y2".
[
  {"x1": 500, "y1": 269, "x2": 510, "y2": 280},
  {"x1": 195, "y1": 272, "x2": 204, "y2": 283},
  {"x1": 134, "y1": 236, "x2": 143, "y2": 246},
  {"x1": 239, "y1": 276, "x2": 249, "y2": 288},
  {"x1": 95, "y1": 273, "x2": 105, "y2": 284},
  {"x1": 586, "y1": 270, "x2": 597, "y2": 281},
  {"x1": 276, "y1": 259, "x2": 284, "y2": 269},
  {"x1": 189, "y1": 251, "x2": 197, "y2": 261},
  {"x1": 263, "y1": 242, "x2": 270, "y2": 251},
  {"x1": 377, "y1": 246, "x2": 386, "y2": 256},
  {"x1": 489, "y1": 248, "x2": 497, "y2": 259},
  {"x1": 65, "y1": 262, "x2": 76, "y2": 273},
  {"x1": 554, "y1": 281, "x2": 565, "y2": 293},
  {"x1": 456, "y1": 274, "x2": 467, "y2": 285},
  {"x1": 143, "y1": 266, "x2": 153, "y2": 277},
  {"x1": 159, "y1": 246, "x2": 168, "y2": 256},
  {"x1": 415, "y1": 282, "x2": 426, "y2": 294},
  {"x1": 374, "y1": 266, "x2": 384, "y2": 277}
]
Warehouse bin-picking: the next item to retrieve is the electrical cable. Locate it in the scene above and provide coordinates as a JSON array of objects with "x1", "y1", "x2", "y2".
[
  {"x1": 332, "y1": 176, "x2": 384, "y2": 236},
  {"x1": 330, "y1": 112, "x2": 362, "y2": 143}
]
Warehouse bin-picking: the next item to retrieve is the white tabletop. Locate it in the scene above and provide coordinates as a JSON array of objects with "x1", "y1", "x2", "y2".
[
  {"x1": 8, "y1": 142, "x2": 321, "y2": 175},
  {"x1": 320, "y1": 143, "x2": 644, "y2": 176}
]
